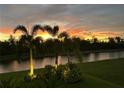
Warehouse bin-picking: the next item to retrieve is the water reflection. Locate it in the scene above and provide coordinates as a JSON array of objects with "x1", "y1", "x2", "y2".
[{"x1": 0, "y1": 51, "x2": 124, "y2": 73}]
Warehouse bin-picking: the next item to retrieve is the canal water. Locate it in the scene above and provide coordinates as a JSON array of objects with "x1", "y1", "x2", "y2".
[{"x1": 0, "y1": 51, "x2": 124, "y2": 73}]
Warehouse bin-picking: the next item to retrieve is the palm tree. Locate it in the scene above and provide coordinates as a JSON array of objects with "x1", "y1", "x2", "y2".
[
  {"x1": 44, "y1": 25, "x2": 69, "y2": 66},
  {"x1": 13, "y1": 24, "x2": 44, "y2": 78},
  {"x1": 58, "y1": 32, "x2": 69, "y2": 39},
  {"x1": 115, "y1": 37, "x2": 121, "y2": 43}
]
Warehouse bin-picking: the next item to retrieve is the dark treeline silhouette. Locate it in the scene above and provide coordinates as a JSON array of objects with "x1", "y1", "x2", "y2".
[{"x1": 0, "y1": 35, "x2": 124, "y2": 59}]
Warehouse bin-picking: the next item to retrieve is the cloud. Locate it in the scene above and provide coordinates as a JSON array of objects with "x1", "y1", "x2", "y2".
[{"x1": 0, "y1": 4, "x2": 124, "y2": 40}]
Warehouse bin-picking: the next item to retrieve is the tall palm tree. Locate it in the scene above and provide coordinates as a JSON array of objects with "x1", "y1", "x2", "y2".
[
  {"x1": 44, "y1": 25, "x2": 69, "y2": 66},
  {"x1": 14, "y1": 24, "x2": 44, "y2": 78}
]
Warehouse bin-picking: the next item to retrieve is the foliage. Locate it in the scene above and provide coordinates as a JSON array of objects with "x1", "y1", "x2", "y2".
[
  {"x1": 56, "y1": 64, "x2": 67, "y2": 80},
  {"x1": 38, "y1": 63, "x2": 82, "y2": 86},
  {"x1": 63, "y1": 66, "x2": 82, "y2": 83},
  {"x1": 55, "y1": 63, "x2": 82, "y2": 84},
  {"x1": 63, "y1": 63, "x2": 82, "y2": 83},
  {"x1": 42, "y1": 65, "x2": 57, "y2": 87}
]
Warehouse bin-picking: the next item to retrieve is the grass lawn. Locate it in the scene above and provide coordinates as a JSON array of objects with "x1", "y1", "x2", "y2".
[{"x1": 0, "y1": 58, "x2": 124, "y2": 88}]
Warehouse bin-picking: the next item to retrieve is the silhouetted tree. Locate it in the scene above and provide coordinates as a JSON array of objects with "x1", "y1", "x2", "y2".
[
  {"x1": 44, "y1": 25, "x2": 69, "y2": 65},
  {"x1": 115, "y1": 37, "x2": 121, "y2": 43},
  {"x1": 14, "y1": 24, "x2": 44, "y2": 77},
  {"x1": 108, "y1": 37, "x2": 115, "y2": 44}
]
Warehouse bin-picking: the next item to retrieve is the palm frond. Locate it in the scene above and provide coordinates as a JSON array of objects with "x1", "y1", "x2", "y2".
[
  {"x1": 44, "y1": 25, "x2": 53, "y2": 35},
  {"x1": 58, "y1": 32, "x2": 69, "y2": 38},
  {"x1": 31, "y1": 24, "x2": 44, "y2": 36},
  {"x1": 44, "y1": 25, "x2": 59, "y2": 37},
  {"x1": 14, "y1": 25, "x2": 28, "y2": 35},
  {"x1": 52, "y1": 25, "x2": 59, "y2": 36}
]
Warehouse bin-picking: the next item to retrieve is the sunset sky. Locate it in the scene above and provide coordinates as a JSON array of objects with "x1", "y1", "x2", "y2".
[{"x1": 0, "y1": 4, "x2": 124, "y2": 41}]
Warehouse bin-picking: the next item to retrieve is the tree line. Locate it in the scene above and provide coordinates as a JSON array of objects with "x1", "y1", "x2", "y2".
[{"x1": 0, "y1": 34, "x2": 124, "y2": 57}]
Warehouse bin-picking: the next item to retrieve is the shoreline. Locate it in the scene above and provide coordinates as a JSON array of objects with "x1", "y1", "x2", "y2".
[
  {"x1": 0, "y1": 49, "x2": 124, "y2": 61},
  {"x1": 81, "y1": 49, "x2": 124, "y2": 54},
  {"x1": 0, "y1": 58, "x2": 124, "y2": 74}
]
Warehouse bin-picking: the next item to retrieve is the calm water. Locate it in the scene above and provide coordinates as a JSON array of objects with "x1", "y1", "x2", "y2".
[{"x1": 0, "y1": 51, "x2": 124, "y2": 73}]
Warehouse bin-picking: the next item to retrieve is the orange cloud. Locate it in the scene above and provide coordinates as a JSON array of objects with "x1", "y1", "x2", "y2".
[
  {"x1": 0, "y1": 26, "x2": 123, "y2": 41},
  {"x1": 0, "y1": 27, "x2": 13, "y2": 35}
]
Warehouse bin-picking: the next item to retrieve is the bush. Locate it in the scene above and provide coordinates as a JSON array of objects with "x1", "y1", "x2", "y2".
[
  {"x1": 56, "y1": 64, "x2": 65, "y2": 80},
  {"x1": 63, "y1": 63, "x2": 82, "y2": 83},
  {"x1": 56, "y1": 63, "x2": 82, "y2": 84},
  {"x1": 37, "y1": 63, "x2": 82, "y2": 86},
  {"x1": 43, "y1": 65, "x2": 56, "y2": 80},
  {"x1": 42, "y1": 65, "x2": 57, "y2": 87},
  {"x1": 64, "y1": 67, "x2": 82, "y2": 83}
]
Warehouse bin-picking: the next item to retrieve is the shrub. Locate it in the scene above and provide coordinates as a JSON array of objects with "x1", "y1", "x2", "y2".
[
  {"x1": 56, "y1": 64, "x2": 65, "y2": 80},
  {"x1": 55, "y1": 63, "x2": 82, "y2": 84},
  {"x1": 42, "y1": 65, "x2": 57, "y2": 87},
  {"x1": 63, "y1": 63, "x2": 82, "y2": 83},
  {"x1": 39, "y1": 63, "x2": 82, "y2": 86},
  {"x1": 64, "y1": 67, "x2": 82, "y2": 83},
  {"x1": 43, "y1": 65, "x2": 56, "y2": 79}
]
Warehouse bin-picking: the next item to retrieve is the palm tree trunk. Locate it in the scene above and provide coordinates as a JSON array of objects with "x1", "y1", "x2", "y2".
[
  {"x1": 67, "y1": 54, "x2": 70, "y2": 63},
  {"x1": 29, "y1": 48, "x2": 34, "y2": 76},
  {"x1": 55, "y1": 53, "x2": 58, "y2": 66}
]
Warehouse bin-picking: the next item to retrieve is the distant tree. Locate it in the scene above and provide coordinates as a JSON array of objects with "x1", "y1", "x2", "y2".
[
  {"x1": 8, "y1": 35, "x2": 16, "y2": 45},
  {"x1": 108, "y1": 37, "x2": 115, "y2": 44},
  {"x1": 115, "y1": 37, "x2": 121, "y2": 43},
  {"x1": 93, "y1": 38, "x2": 98, "y2": 43}
]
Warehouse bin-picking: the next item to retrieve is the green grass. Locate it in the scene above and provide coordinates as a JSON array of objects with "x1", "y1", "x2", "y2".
[
  {"x1": 0, "y1": 58, "x2": 124, "y2": 88},
  {"x1": 77, "y1": 58, "x2": 124, "y2": 87}
]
